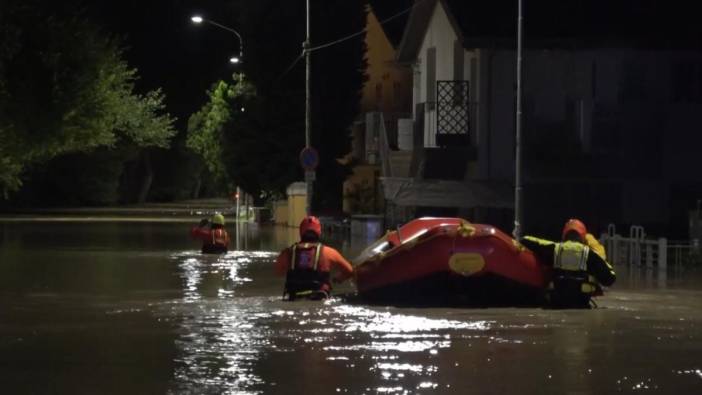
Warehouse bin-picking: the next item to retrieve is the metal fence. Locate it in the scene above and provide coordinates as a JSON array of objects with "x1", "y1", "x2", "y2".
[
  {"x1": 600, "y1": 223, "x2": 702, "y2": 269},
  {"x1": 600, "y1": 224, "x2": 668, "y2": 269}
]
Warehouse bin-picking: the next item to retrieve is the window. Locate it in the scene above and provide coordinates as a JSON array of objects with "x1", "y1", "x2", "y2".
[
  {"x1": 618, "y1": 61, "x2": 648, "y2": 103},
  {"x1": 453, "y1": 40, "x2": 464, "y2": 81},
  {"x1": 375, "y1": 82, "x2": 383, "y2": 108},
  {"x1": 591, "y1": 61, "x2": 597, "y2": 99}
]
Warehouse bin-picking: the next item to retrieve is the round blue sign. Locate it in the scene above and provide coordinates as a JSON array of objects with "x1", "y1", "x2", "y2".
[{"x1": 299, "y1": 147, "x2": 319, "y2": 170}]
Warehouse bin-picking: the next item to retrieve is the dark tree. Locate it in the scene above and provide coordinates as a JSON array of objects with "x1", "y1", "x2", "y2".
[{"x1": 0, "y1": 0, "x2": 176, "y2": 202}]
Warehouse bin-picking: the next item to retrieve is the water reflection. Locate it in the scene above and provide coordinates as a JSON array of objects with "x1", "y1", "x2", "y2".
[
  {"x1": 616, "y1": 263, "x2": 702, "y2": 290},
  {"x1": 164, "y1": 242, "x2": 702, "y2": 394},
  {"x1": 165, "y1": 246, "x2": 500, "y2": 394},
  {"x1": 265, "y1": 301, "x2": 495, "y2": 393},
  {"x1": 167, "y1": 250, "x2": 276, "y2": 394}
]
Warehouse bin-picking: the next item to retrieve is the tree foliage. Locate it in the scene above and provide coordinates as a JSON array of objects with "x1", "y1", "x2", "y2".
[
  {"x1": 0, "y1": 1, "x2": 176, "y2": 198},
  {"x1": 186, "y1": 73, "x2": 256, "y2": 187}
]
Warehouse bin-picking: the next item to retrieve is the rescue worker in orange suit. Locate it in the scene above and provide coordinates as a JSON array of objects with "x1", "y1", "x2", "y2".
[
  {"x1": 521, "y1": 219, "x2": 616, "y2": 308},
  {"x1": 275, "y1": 216, "x2": 354, "y2": 300},
  {"x1": 190, "y1": 213, "x2": 230, "y2": 254}
]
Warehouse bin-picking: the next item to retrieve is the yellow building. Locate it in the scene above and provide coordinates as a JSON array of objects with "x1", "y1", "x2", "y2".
[{"x1": 343, "y1": 5, "x2": 412, "y2": 215}]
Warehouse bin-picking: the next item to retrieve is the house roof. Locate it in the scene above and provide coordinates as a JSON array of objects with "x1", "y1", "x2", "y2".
[
  {"x1": 368, "y1": 0, "x2": 413, "y2": 49},
  {"x1": 397, "y1": 0, "x2": 702, "y2": 62},
  {"x1": 396, "y1": 0, "x2": 438, "y2": 63}
]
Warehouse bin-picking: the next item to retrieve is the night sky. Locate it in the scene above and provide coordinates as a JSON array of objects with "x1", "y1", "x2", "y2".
[
  {"x1": 84, "y1": 0, "x2": 243, "y2": 128},
  {"x1": 85, "y1": 0, "x2": 701, "y2": 123},
  {"x1": 81, "y1": 0, "x2": 414, "y2": 130}
]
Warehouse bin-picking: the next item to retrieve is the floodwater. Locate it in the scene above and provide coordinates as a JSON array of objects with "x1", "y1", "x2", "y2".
[{"x1": 0, "y1": 220, "x2": 701, "y2": 394}]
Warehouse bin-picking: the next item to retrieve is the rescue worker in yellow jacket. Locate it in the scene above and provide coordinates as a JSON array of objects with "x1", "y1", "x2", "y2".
[
  {"x1": 275, "y1": 216, "x2": 354, "y2": 300},
  {"x1": 521, "y1": 219, "x2": 616, "y2": 308}
]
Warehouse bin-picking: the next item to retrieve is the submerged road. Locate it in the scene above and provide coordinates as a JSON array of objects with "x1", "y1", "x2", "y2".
[{"x1": 0, "y1": 221, "x2": 700, "y2": 394}]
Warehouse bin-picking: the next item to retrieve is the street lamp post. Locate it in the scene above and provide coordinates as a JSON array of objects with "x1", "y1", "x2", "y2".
[
  {"x1": 304, "y1": 0, "x2": 313, "y2": 215},
  {"x1": 191, "y1": 15, "x2": 244, "y2": 63},
  {"x1": 191, "y1": 14, "x2": 245, "y2": 230},
  {"x1": 513, "y1": 0, "x2": 524, "y2": 240}
]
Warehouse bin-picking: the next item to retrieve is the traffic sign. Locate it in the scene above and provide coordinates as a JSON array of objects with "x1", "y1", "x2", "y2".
[{"x1": 299, "y1": 146, "x2": 319, "y2": 170}]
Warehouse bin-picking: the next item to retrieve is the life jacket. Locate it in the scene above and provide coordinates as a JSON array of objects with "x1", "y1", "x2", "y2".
[
  {"x1": 550, "y1": 241, "x2": 600, "y2": 307},
  {"x1": 284, "y1": 242, "x2": 330, "y2": 300},
  {"x1": 202, "y1": 228, "x2": 228, "y2": 254}
]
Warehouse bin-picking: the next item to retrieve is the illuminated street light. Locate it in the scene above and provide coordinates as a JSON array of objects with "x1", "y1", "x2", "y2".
[{"x1": 190, "y1": 15, "x2": 244, "y2": 62}]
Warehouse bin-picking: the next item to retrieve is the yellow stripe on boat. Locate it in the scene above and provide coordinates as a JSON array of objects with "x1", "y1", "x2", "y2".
[{"x1": 448, "y1": 253, "x2": 485, "y2": 276}]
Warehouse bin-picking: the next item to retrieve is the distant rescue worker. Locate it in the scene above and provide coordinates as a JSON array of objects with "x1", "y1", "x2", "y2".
[
  {"x1": 190, "y1": 213, "x2": 230, "y2": 254},
  {"x1": 521, "y1": 219, "x2": 616, "y2": 308},
  {"x1": 275, "y1": 216, "x2": 354, "y2": 300}
]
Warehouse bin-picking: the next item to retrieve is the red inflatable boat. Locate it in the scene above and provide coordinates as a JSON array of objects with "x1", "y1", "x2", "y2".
[{"x1": 353, "y1": 217, "x2": 552, "y2": 306}]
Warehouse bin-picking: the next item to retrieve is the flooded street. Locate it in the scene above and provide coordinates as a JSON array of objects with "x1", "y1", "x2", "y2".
[{"x1": 1, "y1": 221, "x2": 701, "y2": 394}]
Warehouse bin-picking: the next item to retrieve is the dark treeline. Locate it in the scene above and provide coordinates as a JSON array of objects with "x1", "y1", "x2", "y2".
[{"x1": 0, "y1": 0, "x2": 368, "y2": 211}]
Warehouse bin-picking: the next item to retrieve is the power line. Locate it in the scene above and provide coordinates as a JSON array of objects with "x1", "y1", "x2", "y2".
[
  {"x1": 277, "y1": 50, "x2": 304, "y2": 81},
  {"x1": 308, "y1": 0, "x2": 428, "y2": 53},
  {"x1": 278, "y1": 0, "x2": 428, "y2": 79}
]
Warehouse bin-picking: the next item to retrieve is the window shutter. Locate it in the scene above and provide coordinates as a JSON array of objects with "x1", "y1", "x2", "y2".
[
  {"x1": 426, "y1": 47, "x2": 436, "y2": 105},
  {"x1": 454, "y1": 40, "x2": 464, "y2": 81}
]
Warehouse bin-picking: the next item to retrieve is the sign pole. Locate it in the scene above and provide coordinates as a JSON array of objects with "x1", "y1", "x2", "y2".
[{"x1": 300, "y1": 146, "x2": 319, "y2": 216}]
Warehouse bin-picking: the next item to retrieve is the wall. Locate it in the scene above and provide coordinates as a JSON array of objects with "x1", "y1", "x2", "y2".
[
  {"x1": 273, "y1": 200, "x2": 288, "y2": 225},
  {"x1": 286, "y1": 182, "x2": 307, "y2": 229},
  {"x1": 481, "y1": 48, "x2": 702, "y2": 233},
  {"x1": 361, "y1": 7, "x2": 412, "y2": 115}
]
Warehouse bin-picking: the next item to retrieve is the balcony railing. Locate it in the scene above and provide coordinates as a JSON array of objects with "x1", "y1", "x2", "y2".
[
  {"x1": 417, "y1": 100, "x2": 479, "y2": 148},
  {"x1": 436, "y1": 80, "x2": 471, "y2": 147}
]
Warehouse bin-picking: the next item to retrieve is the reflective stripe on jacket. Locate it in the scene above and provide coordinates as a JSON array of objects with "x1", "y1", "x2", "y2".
[
  {"x1": 210, "y1": 228, "x2": 229, "y2": 248},
  {"x1": 553, "y1": 241, "x2": 589, "y2": 272}
]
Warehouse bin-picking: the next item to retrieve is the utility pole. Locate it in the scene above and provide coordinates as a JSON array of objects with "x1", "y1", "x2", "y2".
[
  {"x1": 235, "y1": 186, "x2": 240, "y2": 251},
  {"x1": 304, "y1": 0, "x2": 313, "y2": 216},
  {"x1": 513, "y1": 0, "x2": 524, "y2": 240}
]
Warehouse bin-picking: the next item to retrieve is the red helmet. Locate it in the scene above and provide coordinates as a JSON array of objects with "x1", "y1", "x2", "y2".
[
  {"x1": 299, "y1": 216, "x2": 322, "y2": 238},
  {"x1": 562, "y1": 219, "x2": 587, "y2": 241}
]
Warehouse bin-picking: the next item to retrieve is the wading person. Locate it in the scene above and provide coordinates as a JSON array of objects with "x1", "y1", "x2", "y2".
[
  {"x1": 275, "y1": 216, "x2": 354, "y2": 300},
  {"x1": 521, "y1": 219, "x2": 616, "y2": 308},
  {"x1": 190, "y1": 213, "x2": 230, "y2": 254}
]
